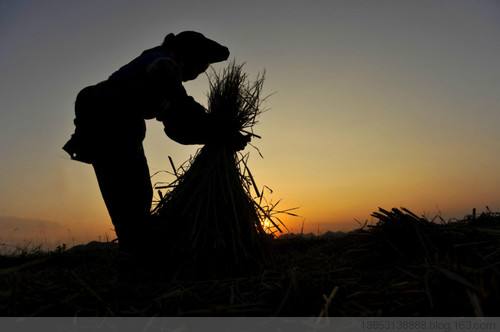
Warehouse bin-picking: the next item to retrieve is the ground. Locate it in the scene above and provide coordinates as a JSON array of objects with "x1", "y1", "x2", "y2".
[{"x1": 0, "y1": 208, "x2": 499, "y2": 316}]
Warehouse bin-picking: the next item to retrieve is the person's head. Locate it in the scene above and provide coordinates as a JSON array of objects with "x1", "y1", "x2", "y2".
[{"x1": 162, "y1": 31, "x2": 229, "y2": 81}]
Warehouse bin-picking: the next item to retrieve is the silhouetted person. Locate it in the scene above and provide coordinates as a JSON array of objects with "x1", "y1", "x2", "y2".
[{"x1": 63, "y1": 31, "x2": 249, "y2": 254}]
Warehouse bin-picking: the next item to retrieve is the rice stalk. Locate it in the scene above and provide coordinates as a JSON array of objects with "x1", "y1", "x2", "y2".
[{"x1": 151, "y1": 61, "x2": 280, "y2": 277}]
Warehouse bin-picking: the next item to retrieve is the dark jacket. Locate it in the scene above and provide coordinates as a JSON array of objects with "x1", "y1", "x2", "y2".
[{"x1": 63, "y1": 45, "x2": 211, "y2": 164}]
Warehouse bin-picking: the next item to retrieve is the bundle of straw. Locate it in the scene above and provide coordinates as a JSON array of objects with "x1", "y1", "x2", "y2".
[{"x1": 151, "y1": 62, "x2": 275, "y2": 277}]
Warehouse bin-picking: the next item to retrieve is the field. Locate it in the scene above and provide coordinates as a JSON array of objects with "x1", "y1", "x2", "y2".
[{"x1": 0, "y1": 208, "x2": 499, "y2": 316}]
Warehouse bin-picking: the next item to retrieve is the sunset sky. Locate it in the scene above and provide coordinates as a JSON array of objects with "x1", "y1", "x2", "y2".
[{"x1": 1, "y1": 0, "x2": 499, "y2": 248}]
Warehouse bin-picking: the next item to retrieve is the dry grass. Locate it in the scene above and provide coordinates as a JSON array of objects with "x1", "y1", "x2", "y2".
[
  {"x1": 148, "y1": 62, "x2": 284, "y2": 278},
  {"x1": 1, "y1": 207, "x2": 499, "y2": 316}
]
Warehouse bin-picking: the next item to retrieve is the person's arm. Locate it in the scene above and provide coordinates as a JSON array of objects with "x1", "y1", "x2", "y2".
[
  {"x1": 147, "y1": 57, "x2": 250, "y2": 149},
  {"x1": 160, "y1": 95, "x2": 251, "y2": 149},
  {"x1": 159, "y1": 94, "x2": 214, "y2": 145},
  {"x1": 145, "y1": 56, "x2": 212, "y2": 144}
]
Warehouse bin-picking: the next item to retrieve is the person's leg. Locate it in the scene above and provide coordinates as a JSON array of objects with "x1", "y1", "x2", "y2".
[{"x1": 92, "y1": 146, "x2": 152, "y2": 252}]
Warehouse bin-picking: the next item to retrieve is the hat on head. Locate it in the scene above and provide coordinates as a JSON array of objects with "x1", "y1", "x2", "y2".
[{"x1": 163, "y1": 31, "x2": 229, "y2": 64}]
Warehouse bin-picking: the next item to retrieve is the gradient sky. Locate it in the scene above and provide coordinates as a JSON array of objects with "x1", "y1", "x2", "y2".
[{"x1": 1, "y1": 0, "x2": 499, "y2": 247}]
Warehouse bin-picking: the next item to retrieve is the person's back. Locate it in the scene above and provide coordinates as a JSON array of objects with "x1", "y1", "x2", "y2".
[{"x1": 66, "y1": 44, "x2": 185, "y2": 161}]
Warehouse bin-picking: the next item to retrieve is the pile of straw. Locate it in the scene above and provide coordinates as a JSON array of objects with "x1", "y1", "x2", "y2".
[{"x1": 151, "y1": 62, "x2": 278, "y2": 277}]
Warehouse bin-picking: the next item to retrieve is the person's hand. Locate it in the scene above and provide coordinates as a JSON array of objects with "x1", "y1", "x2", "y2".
[{"x1": 232, "y1": 132, "x2": 251, "y2": 151}]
